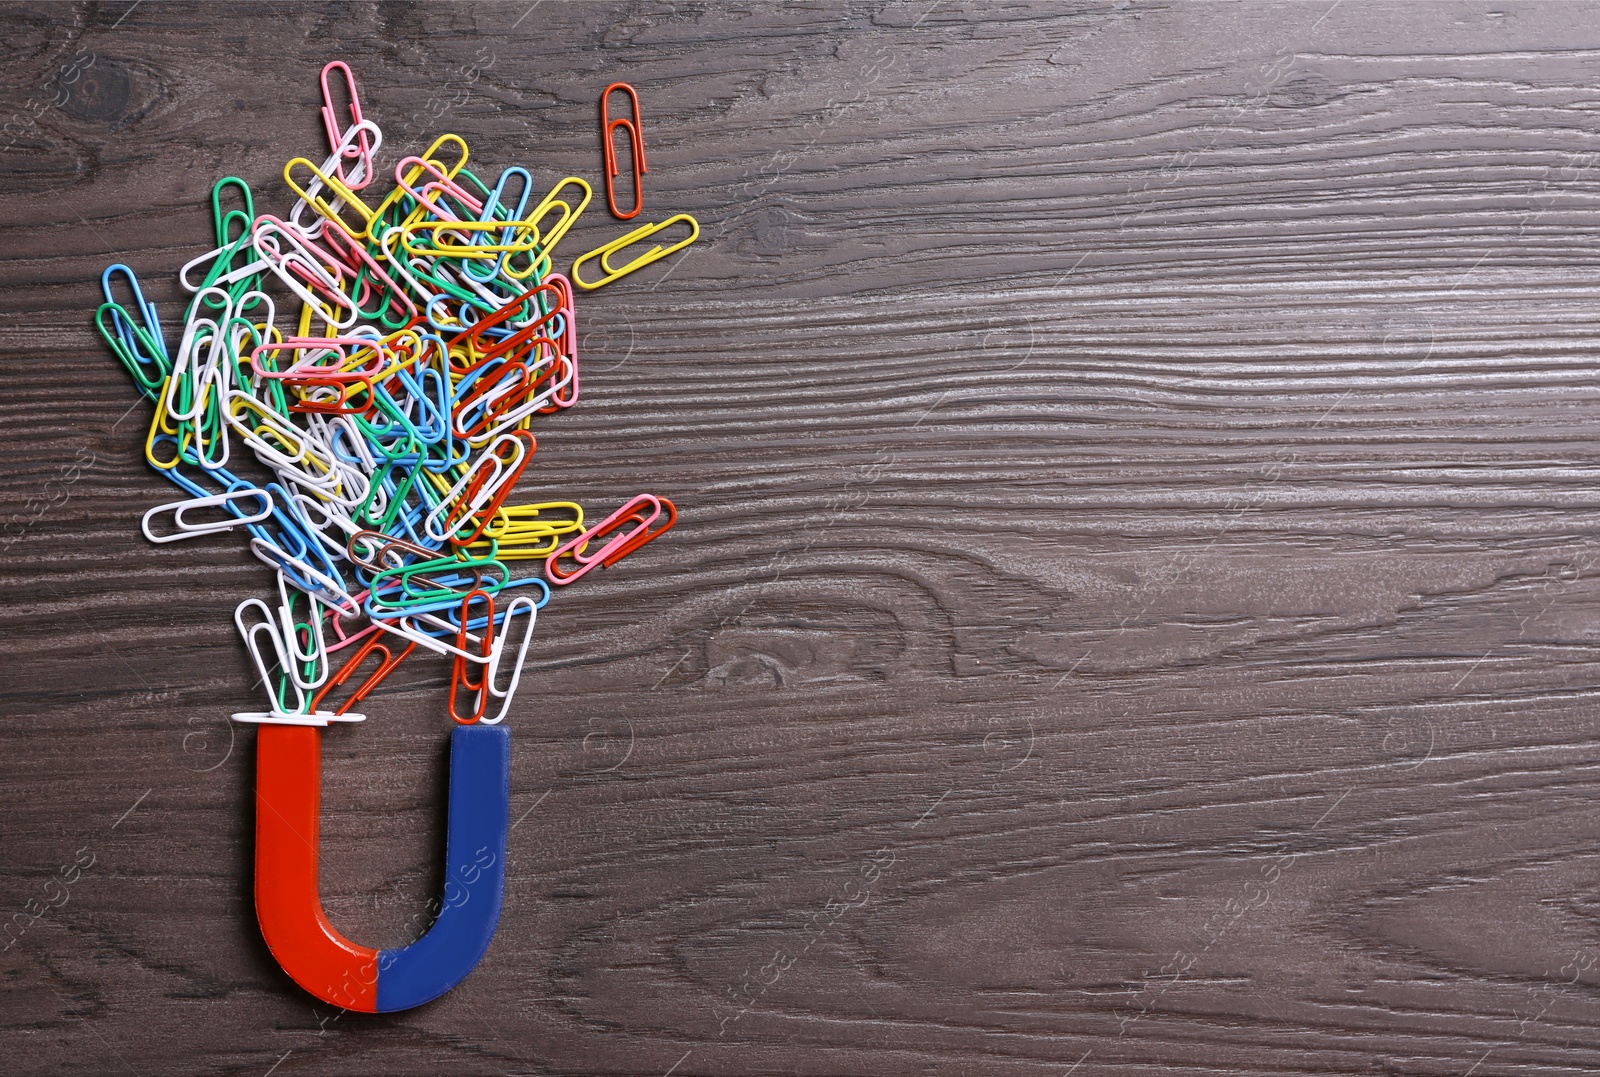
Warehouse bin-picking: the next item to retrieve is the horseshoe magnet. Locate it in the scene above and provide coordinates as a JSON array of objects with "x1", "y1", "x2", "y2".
[{"x1": 253, "y1": 722, "x2": 510, "y2": 1012}]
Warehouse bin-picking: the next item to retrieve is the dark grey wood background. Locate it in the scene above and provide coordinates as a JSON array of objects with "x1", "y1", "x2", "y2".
[{"x1": 4, "y1": 1, "x2": 1600, "y2": 1073}]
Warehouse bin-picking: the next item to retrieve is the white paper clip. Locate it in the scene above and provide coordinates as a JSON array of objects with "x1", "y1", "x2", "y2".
[
  {"x1": 141, "y1": 488, "x2": 273, "y2": 543},
  {"x1": 481, "y1": 595, "x2": 536, "y2": 725}
]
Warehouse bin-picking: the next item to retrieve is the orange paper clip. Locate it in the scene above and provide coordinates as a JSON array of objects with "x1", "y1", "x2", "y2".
[
  {"x1": 601, "y1": 82, "x2": 647, "y2": 220},
  {"x1": 311, "y1": 633, "x2": 416, "y2": 716}
]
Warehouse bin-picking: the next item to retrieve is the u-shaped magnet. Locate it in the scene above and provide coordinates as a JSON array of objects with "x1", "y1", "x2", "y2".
[{"x1": 253, "y1": 722, "x2": 510, "y2": 1012}]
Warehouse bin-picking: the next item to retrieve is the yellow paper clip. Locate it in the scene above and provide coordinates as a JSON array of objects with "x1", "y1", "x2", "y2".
[
  {"x1": 469, "y1": 501, "x2": 585, "y2": 559},
  {"x1": 283, "y1": 156, "x2": 378, "y2": 239},
  {"x1": 505, "y1": 177, "x2": 592, "y2": 281},
  {"x1": 399, "y1": 219, "x2": 542, "y2": 259},
  {"x1": 571, "y1": 213, "x2": 698, "y2": 290}
]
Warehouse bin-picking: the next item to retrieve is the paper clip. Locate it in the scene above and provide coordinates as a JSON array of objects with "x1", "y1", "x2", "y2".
[
  {"x1": 97, "y1": 265, "x2": 169, "y2": 395},
  {"x1": 545, "y1": 494, "x2": 676, "y2": 584},
  {"x1": 141, "y1": 488, "x2": 273, "y2": 543},
  {"x1": 212, "y1": 176, "x2": 255, "y2": 247},
  {"x1": 571, "y1": 214, "x2": 698, "y2": 290},
  {"x1": 505, "y1": 179, "x2": 591, "y2": 280},
  {"x1": 320, "y1": 61, "x2": 376, "y2": 191},
  {"x1": 177, "y1": 241, "x2": 269, "y2": 296},
  {"x1": 233, "y1": 711, "x2": 367, "y2": 727},
  {"x1": 278, "y1": 571, "x2": 330, "y2": 693},
  {"x1": 472, "y1": 501, "x2": 583, "y2": 559},
  {"x1": 366, "y1": 133, "x2": 470, "y2": 230},
  {"x1": 283, "y1": 149, "x2": 381, "y2": 241},
  {"x1": 481, "y1": 595, "x2": 536, "y2": 725},
  {"x1": 449, "y1": 589, "x2": 494, "y2": 724},
  {"x1": 421, "y1": 430, "x2": 535, "y2": 545},
  {"x1": 234, "y1": 598, "x2": 310, "y2": 722},
  {"x1": 250, "y1": 216, "x2": 361, "y2": 328},
  {"x1": 310, "y1": 632, "x2": 415, "y2": 716},
  {"x1": 601, "y1": 82, "x2": 647, "y2": 220}
]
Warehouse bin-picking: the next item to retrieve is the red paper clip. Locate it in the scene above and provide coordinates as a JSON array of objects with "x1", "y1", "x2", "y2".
[
  {"x1": 311, "y1": 633, "x2": 416, "y2": 716},
  {"x1": 601, "y1": 83, "x2": 647, "y2": 220},
  {"x1": 450, "y1": 590, "x2": 495, "y2": 725}
]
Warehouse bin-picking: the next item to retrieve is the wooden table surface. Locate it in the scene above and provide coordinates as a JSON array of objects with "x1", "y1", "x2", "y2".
[{"x1": 5, "y1": 1, "x2": 1600, "y2": 1073}]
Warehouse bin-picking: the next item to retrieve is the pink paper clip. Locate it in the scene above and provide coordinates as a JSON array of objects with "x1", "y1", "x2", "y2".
[
  {"x1": 544, "y1": 494, "x2": 675, "y2": 585},
  {"x1": 320, "y1": 61, "x2": 375, "y2": 191}
]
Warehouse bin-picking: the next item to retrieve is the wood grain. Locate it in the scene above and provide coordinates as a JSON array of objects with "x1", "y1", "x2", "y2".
[{"x1": 5, "y1": 1, "x2": 1600, "y2": 1073}]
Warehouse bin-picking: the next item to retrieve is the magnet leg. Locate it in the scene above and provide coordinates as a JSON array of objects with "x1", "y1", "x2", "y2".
[
  {"x1": 254, "y1": 725, "x2": 379, "y2": 1012},
  {"x1": 375, "y1": 723, "x2": 510, "y2": 1012}
]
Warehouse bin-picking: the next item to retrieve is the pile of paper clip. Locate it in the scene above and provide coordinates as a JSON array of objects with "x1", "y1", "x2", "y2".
[{"x1": 94, "y1": 63, "x2": 695, "y2": 728}]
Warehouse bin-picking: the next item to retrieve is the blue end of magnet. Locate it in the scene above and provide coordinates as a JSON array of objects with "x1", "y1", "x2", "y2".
[{"x1": 375, "y1": 723, "x2": 510, "y2": 1012}]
